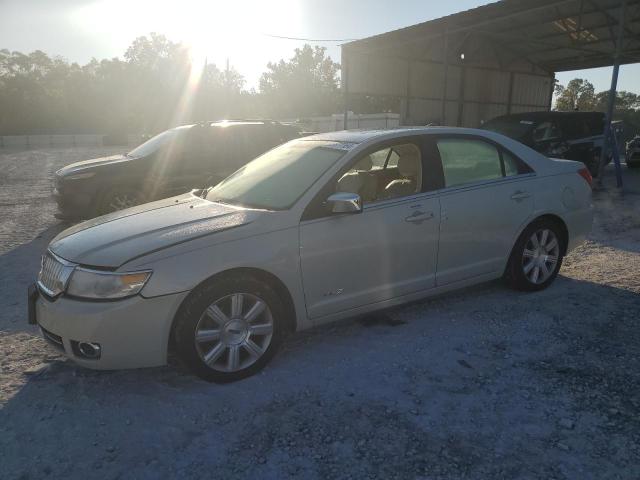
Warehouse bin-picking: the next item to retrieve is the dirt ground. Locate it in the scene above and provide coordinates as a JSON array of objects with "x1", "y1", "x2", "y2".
[{"x1": 1, "y1": 147, "x2": 639, "y2": 480}]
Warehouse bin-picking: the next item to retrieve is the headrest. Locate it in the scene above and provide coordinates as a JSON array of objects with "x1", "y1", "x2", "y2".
[{"x1": 395, "y1": 145, "x2": 421, "y2": 177}]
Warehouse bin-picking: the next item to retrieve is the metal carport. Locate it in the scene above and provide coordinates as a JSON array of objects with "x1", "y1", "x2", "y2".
[{"x1": 342, "y1": 0, "x2": 640, "y2": 185}]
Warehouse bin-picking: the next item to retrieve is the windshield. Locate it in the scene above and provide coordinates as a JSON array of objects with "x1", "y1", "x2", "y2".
[
  {"x1": 482, "y1": 118, "x2": 534, "y2": 141},
  {"x1": 206, "y1": 140, "x2": 350, "y2": 210},
  {"x1": 128, "y1": 128, "x2": 181, "y2": 157}
]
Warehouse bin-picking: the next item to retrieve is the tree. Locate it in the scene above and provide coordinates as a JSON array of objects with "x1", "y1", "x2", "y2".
[
  {"x1": 259, "y1": 45, "x2": 341, "y2": 118},
  {"x1": 554, "y1": 78, "x2": 596, "y2": 111}
]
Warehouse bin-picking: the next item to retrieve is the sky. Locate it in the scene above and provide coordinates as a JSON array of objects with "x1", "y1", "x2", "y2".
[{"x1": 0, "y1": 0, "x2": 638, "y2": 93}]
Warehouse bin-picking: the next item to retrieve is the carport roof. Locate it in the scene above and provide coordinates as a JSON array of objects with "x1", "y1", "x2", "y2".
[{"x1": 343, "y1": 0, "x2": 640, "y2": 73}]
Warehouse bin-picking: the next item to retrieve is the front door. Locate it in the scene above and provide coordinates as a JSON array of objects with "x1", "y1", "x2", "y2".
[
  {"x1": 433, "y1": 136, "x2": 535, "y2": 285},
  {"x1": 299, "y1": 138, "x2": 442, "y2": 320}
]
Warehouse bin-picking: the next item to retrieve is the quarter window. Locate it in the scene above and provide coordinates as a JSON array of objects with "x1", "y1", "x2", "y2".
[
  {"x1": 437, "y1": 139, "x2": 503, "y2": 187},
  {"x1": 503, "y1": 151, "x2": 520, "y2": 177}
]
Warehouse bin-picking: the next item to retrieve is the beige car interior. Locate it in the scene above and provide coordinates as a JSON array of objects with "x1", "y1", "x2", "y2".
[{"x1": 336, "y1": 143, "x2": 422, "y2": 203}]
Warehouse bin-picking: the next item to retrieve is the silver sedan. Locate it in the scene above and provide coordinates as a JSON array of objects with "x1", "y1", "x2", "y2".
[{"x1": 31, "y1": 128, "x2": 593, "y2": 382}]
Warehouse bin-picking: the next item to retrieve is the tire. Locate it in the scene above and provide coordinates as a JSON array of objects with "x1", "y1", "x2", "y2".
[
  {"x1": 173, "y1": 275, "x2": 284, "y2": 383},
  {"x1": 96, "y1": 186, "x2": 146, "y2": 216},
  {"x1": 505, "y1": 219, "x2": 565, "y2": 292}
]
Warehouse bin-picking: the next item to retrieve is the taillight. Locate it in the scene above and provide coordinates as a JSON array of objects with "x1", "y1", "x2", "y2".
[{"x1": 578, "y1": 167, "x2": 593, "y2": 188}]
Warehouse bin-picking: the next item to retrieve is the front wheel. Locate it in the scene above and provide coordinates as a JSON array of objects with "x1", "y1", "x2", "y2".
[
  {"x1": 505, "y1": 220, "x2": 564, "y2": 292},
  {"x1": 173, "y1": 276, "x2": 283, "y2": 382}
]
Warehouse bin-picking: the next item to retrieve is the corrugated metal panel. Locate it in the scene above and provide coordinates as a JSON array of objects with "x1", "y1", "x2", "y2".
[
  {"x1": 348, "y1": 53, "x2": 408, "y2": 97},
  {"x1": 464, "y1": 68, "x2": 510, "y2": 103},
  {"x1": 462, "y1": 103, "x2": 509, "y2": 127},
  {"x1": 346, "y1": 52, "x2": 553, "y2": 128},
  {"x1": 409, "y1": 62, "x2": 444, "y2": 99},
  {"x1": 511, "y1": 73, "x2": 552, "y2": 107},
  {"x1": 404, "y1": 99, "x2": 460, "y2": 125}
]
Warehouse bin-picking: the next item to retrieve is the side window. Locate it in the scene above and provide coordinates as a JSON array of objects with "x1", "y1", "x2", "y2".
[
  {"x1": 437, "y1": 139, "x2": 502, "y2": 187},
  {"x1": 335, "y1": 143, "x2": 422, "y2": 204},
  {"x1": 533, "y1": 121, "x2": 562, "y2": 142}
]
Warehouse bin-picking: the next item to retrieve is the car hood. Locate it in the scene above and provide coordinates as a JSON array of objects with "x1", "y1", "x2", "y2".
[
  {"x1": 50, "y1": 194, "x2": 261, "y2": 267},
  {"x1": 56, "y1": 154, "x2": 132, "y2": 175}
]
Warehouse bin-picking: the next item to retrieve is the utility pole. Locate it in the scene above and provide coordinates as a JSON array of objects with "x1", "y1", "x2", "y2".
[{"x1": 598, "y1": 0, "x2": 626, "y2": 188}]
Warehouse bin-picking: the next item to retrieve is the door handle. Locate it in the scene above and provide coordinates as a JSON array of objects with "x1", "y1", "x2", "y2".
[
  {"x1": 510, "y1": 190, "x2": 531, "y2": 201},
  {"x1": 405, "y1": 210, "x2": 434, "y2": 223}
]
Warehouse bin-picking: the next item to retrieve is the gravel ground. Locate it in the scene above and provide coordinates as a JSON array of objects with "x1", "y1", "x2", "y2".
[{"x1": 1, "y1": 147, "x2": 639, "y2": 480}]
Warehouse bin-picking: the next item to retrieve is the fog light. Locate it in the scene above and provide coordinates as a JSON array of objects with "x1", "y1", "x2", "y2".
[{"x1": 71, "y1": 341, "x2": 101, "y2": 360}]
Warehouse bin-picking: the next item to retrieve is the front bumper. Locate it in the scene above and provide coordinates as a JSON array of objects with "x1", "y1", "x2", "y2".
[
  {"x1": 53, "y1": 186, "x2": 94, "y2": 219},
  {"x1": 33, "y1": 289, "x2": 189, "y2": 370}
]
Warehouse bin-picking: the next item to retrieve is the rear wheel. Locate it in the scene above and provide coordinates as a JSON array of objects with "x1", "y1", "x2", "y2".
[
  {"x1": 173, "y1": 275, "x2": 283, "y2": 382},
  {"x1": 505, "y1": 219, "x2": 564, "y2": 292}
]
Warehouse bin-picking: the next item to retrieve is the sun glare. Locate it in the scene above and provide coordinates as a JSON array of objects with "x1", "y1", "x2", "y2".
[{"x1": 73, "y1": 0, "x2": 302, "y2": 74}]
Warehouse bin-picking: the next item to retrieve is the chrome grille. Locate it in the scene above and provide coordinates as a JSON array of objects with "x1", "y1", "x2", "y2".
[{"x1": 37, "y1": 251, "x2": 75, "y2": 297}]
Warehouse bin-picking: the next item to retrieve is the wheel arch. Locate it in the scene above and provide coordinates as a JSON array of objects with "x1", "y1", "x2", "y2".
[
  {"x1": 167, "y1": 267, "x2": 298, "y2": 358},
  {"x1": 506, "y1": 212, "x2": 570, "y2": 276},
  {"x1": 533, "y1": 213, "x2": 569, "y2": 255}
]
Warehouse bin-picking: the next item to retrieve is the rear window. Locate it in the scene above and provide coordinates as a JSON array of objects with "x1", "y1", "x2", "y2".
[{"x1": 482, "y1": 118, "x2": 533, "y2": 141}]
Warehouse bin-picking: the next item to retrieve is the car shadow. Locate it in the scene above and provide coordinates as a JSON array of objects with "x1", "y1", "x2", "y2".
[
  {"x1": 0, "y1": 222, "x2": 69, "y2": 333},
  {"x1": 2, "y1": 273, "x2": 639, "y2": 477}
]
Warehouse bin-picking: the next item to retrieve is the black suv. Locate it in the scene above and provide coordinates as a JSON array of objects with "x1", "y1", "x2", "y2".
[
  {"x1": 481, "y1": 111, "x2": 607, "y2": 176},
  {"x1": 54, "y1": 120, "x2": 301, "y2": 219},
  {"x1": 626, "y1": 135, "x2": 640, "y2": 168}
]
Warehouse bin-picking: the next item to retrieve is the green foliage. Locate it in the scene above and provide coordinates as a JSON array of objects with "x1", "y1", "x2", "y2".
[
  {"x1": 259, "y1": 45, "x2": 341, "y2": 118},
  {"x1": 0, "y1": 36, "x2": 346, "y2": 135},
  {"x1": 554, "y1": 77, "x2": 640, "y2": 140},
  {"x1": 554, "y1": 78, "x2": 596, "y2": 111}
]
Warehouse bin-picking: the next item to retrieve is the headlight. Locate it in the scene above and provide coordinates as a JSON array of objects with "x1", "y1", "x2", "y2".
[
  {"x1": 65, "y1": 171, "x2": 96, "y2": 180},
  {"x1": 66, "y1": 268, "x2": 152, "y2": 299}
]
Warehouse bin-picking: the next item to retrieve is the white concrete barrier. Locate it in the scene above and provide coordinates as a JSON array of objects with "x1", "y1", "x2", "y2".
[{"x1": 0, "y1": 134, "x2": 105, "y2": 148}]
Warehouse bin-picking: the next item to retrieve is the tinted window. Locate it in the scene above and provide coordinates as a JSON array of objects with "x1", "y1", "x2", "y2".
[
  {"x1": 532, "y1": 121, "x2": 562, "y2": 142},
  {"x1": 482, "y1": 117, "x2": 533, "y2": 141},
  {"x1": 128, "y1": 128, "x2": 182, "y2": 157},
  {"x1": 437, "y1": 139, "x2": 502, "y2": 187}
]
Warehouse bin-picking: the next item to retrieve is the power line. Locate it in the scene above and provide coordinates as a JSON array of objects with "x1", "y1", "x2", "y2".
[{"x1": 261, "y1": 33, "x2": 359, "y2": 42}]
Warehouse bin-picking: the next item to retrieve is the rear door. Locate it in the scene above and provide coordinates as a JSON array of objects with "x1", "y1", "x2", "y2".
[{"x1": 434, "y1": 135, "x2": 535, "y2": 285}]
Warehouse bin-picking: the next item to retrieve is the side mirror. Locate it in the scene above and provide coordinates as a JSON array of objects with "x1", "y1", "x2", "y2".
[{"x1": 327, "y1": 192, "x2": 362, "y2": 214}]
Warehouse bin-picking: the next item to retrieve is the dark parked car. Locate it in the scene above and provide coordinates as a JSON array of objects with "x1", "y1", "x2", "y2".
[
  {"x1": 626, "y1": 135, "x2": 640, "y2": 168},
  {"x1": 54, "y1": 120, "x2": 302, "y2": 219},
  {"x1": 481, "y1": 111, "x2": 607, "y2": 176}
]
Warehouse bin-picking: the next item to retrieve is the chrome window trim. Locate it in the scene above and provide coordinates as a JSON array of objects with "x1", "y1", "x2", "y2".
[{"x1": 437, "y1": 172, "x2": 537, "y2": 196}]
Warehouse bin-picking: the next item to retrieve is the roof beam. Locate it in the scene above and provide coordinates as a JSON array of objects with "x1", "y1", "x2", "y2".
[
  {"x1": 468, "y1": 28, "x2": 611, "y2": 56},
  {"x1": 585, "y1": 0, "x2": 638, "y2": 40},
  {"x1": 345, "y1": 0, "x2": 580, "y2": 55}
]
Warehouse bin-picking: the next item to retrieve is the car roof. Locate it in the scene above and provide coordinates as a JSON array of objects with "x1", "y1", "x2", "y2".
[
  {"x1": 301, "y1": 127, "x2": 494, "y2": 144},
  {"x1": 488, "y1": 111, "x2": 604, "y2": 122}
]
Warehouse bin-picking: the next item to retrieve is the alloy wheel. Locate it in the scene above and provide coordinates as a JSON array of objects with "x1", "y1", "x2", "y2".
[
  {"x1": 522, "y1": 229, "x2": 560, "y2": 284},
  {"x1": 194, "y1": 293, "x2": 274, "y2": 372}
]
